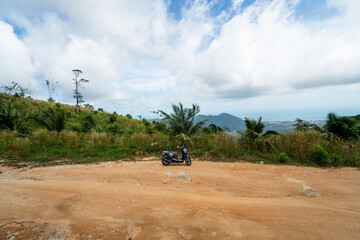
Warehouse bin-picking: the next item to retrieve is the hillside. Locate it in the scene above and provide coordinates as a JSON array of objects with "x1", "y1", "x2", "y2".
[
  {"x1": 195, "y1": 113, "x2": 245, "y2": 131},
  {"x1": 0, "y1": 93, "x2": 145, "y2": 134}
]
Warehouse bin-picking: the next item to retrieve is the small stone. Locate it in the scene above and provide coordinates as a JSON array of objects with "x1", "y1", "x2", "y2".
[
  {"x1": 173, "y1": 172, "x2": 191, "y2": 183},
  {"x1": 162, "y1": 180, "x2": 171, "y2": 184},
  {"x1": 301, "y1": 184, "x2": 320, "y2": 197},
  {"x1": 131, "y1": 200, "x2": 136, "y2": 203},
  {"x1": 6, "y1": 231, "x2": 10, "y2": 235},
  {"x1": 13, "y1": 232, "x2": 19, "y2": 236},
  {"x1": 10, "y1": 237, "x2": 15, "y2": 240}
]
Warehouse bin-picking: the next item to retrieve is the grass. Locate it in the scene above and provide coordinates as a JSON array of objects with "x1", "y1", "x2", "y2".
[{"x1": 1, "y1": 129, "x2": 359, "y2": 168}]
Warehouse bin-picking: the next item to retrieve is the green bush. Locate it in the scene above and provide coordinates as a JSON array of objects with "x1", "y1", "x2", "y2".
[
  {"x1": 330, "y1": 153, "x2": 341, "y2": 166},
  {"x1": 59, "y1": 130, "x2": 79, "y2": 147},
  {"x1": 81, "y1": 114, "x2": 96, "y2": 132},
  {"x1": 278, "y1": 152, "x2": 289, "y2": 163},
  {"x1": 311, "y1": 145, "x2": 329, "y2": 166},
  {"x1": 14, "y1": 137, "x2": 30, "y2": 157},
  {"x1": 90, "y1": 132, "x2": 111, "y2": 147},
  {"x1": 0, "y1": 130, "x2": 18, "y2": 151},
  {"x1": 32, "y1": 129, "x2": 58, "y2": 146}
]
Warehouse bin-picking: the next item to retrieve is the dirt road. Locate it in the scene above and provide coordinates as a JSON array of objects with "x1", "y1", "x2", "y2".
[{"x1": 1, "y1": 160, "x2": 360, "y2": 240}]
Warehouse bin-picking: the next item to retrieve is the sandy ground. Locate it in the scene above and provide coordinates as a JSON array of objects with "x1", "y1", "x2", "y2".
[{"x1": 0, "y1": 160, "x2": 360, "y2": 240}]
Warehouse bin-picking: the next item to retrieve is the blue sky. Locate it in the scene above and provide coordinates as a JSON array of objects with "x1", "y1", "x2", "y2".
[
  {"x1": 0, "y1": 0, "x2": 359, "y2": 121},
  {"x1": 168, "y1": 0, "x2": 337, "y2": 21}
]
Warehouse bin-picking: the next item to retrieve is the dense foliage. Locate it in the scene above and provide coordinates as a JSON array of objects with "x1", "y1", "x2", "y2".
[{"x1": 1, "y1": 93, "x2": 360, "y2": 168}]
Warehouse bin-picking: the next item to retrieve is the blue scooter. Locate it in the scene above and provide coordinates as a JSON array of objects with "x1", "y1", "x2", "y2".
[{"x1": 161, "y1": 146, "x2": 191, "y2": 166}]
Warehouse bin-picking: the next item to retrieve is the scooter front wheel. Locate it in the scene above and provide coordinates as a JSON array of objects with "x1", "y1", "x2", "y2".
[
  {"x1": 185, "y1": 156, "x2": 192, "y2": 166},
  {"x1": 162, "y1": 157, "x2": 171, "y2": 166}
]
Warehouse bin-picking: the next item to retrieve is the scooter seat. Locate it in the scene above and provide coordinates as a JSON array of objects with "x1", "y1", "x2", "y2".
[{"x1": 163, "y1": 151, "x2": 178, "y2": 158}]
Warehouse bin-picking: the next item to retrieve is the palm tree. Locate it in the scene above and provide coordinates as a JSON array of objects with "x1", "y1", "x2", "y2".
[
  {"x1": 324, "y1": 112, "x2": 360, "y2": 140},
  {"x1": 159, "y1": 103, "x2": 208, "y2": 137},
  {"x1": 29, "y1": 103, "x2": 66, "y2": 133},
  {"x1": 0, "y1": 101, "x2": 21, "y2": 130},
  {"x1": 244, "y1": 117, "x2": 265, "y2": 140}
]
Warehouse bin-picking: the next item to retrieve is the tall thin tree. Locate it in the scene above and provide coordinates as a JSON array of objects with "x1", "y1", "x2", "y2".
[
  {"x1": 72, "y1": 69, "x2": 89, "y2": 113},
  {"x1": 43, "y1": 78, "x2": 58, "y2": 102}
]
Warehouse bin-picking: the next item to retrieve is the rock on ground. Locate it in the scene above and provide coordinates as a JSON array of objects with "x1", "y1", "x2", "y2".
[
  {"x1": 301, "y1": 184, "x2": 321, "y2": 197},
  {"x1": 164, "y1": 171, "x2": 191, "y2": 183}
]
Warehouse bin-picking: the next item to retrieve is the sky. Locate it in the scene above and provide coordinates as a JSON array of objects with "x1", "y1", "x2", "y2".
[{"x1": 0, "y1": 0, "x2": 359, "y2": 121}]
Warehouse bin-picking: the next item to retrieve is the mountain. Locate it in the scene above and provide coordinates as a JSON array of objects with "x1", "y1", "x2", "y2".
[
  {"x1": 195, "y1": 113, "x2": 245, "y2": 131},
  {"x1": 195, "y1": 113, "x2": 326, "y2": 133}
]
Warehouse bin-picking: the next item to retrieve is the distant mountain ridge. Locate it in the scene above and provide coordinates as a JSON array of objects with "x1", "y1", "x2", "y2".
[
  {"x1": 195, "y1": 113, "x2": 326, "y2": 133},
  {"x1": 195, "y1": 113, "x2": 245, "y2": 131}
]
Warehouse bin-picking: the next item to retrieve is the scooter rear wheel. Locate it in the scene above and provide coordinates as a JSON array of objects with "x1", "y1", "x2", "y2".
[{"x1": 162, "y1": 157, "x2": 170, "y2": 166}]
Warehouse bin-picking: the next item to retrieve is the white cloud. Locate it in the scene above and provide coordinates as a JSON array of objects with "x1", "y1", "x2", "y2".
[
  {"x1": 0, "y1": 0, "x2": 359, "y2": 119},
  {"x1": 195, "y1": 0, "x2": 360, "y2": 99},
  {"x1": 0, "y1": 21, "x2": 35, "y2": 90}
]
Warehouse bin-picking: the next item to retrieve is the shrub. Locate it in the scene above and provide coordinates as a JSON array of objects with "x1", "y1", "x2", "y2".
[
  {"x1": 59, "y1": 130, "x2": 79, "y2": 147},
  {"x1": 14, "y1": 137, "x2": 30, "y2": 157},
  {"x1": 311, "y1": 145, "x2": 329, "y2": 166},
  {"x1": 90, "y1": 132, "x2": 111, "y2": 147},
  {"x1": 17, "y1": 124, "x2": 32, "y2": 136},
  {"x1": 109, "y1": 113, "x2": 117, "y2": 123},
  {"x1": 32, "y1": 129, "x2": 58, "y2": 146},
  {"x1": 81, "y1": 114, "x2": 96, "y2": 132},
  {"x1": 107, "y1": 123, "x2": 120, "y2": 134},
  {"x1": 278, "y1": 152, "x2": 289, "y2": 163},
  {"x1": 0, "y1": 130, "x2": 18, "y2": 151},
  {"x1": 330, "y1": 153, "x2": 341, "y2": 166}
]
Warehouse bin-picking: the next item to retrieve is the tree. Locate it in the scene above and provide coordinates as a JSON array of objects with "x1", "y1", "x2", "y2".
[
  {"x1": 80, "y1": 114, "x2": 96, "y2": 132},
  {"x1": 203, "y1": 123, "x2": 223, "y2": 134},
  {"x1": 0, "y1": 85, "x2": 28, "y2": 130},
  {"x1": 43, "y1": 78, "x2": 58, "y2": 102},
  {"x1": 152, "y1": 120, "x2": 168, "y2": 133},
  {"x1": 73, "y1": 69, "x2": 89, "y2": 113},
  {"x1": 109, "y1": 112, "x2": 117, "y2": 123},
  {"x1": 244, "y1": 117, "x2": 278, "y2": 140},
  {"x1": 244, "y1": 117, "x2": 265, "y2": 140},
  {"x1": 324, "y1": 113, "x2": 360, "y2": 140},
  {"x1": 84, "y1": 103, "x2": 94, "y2": 110},
  {"x1": 142, "y1": 118, "x2": 154, "y2": 134},
  {"x1": 159, "y1": 103, "x2": 208, "y2": 137},
  {"x1": 2, "y1": 82, "x2": 21, "y2": 95},
  {"x1": 0, "y1": 101, "x2": 23, "y2": 130},
  {"x1": 2, "y1": 81, "x2": 29, "y2": 98},
  {"x1": 293, "y1": 118, "x2": 323, "y2": 132},
  {"x1": 30, "y1": 103, "x2": 66, "y2": 132},
  {"x1": 293, "y1": 118, "x2": 310, "y2": 130}
]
